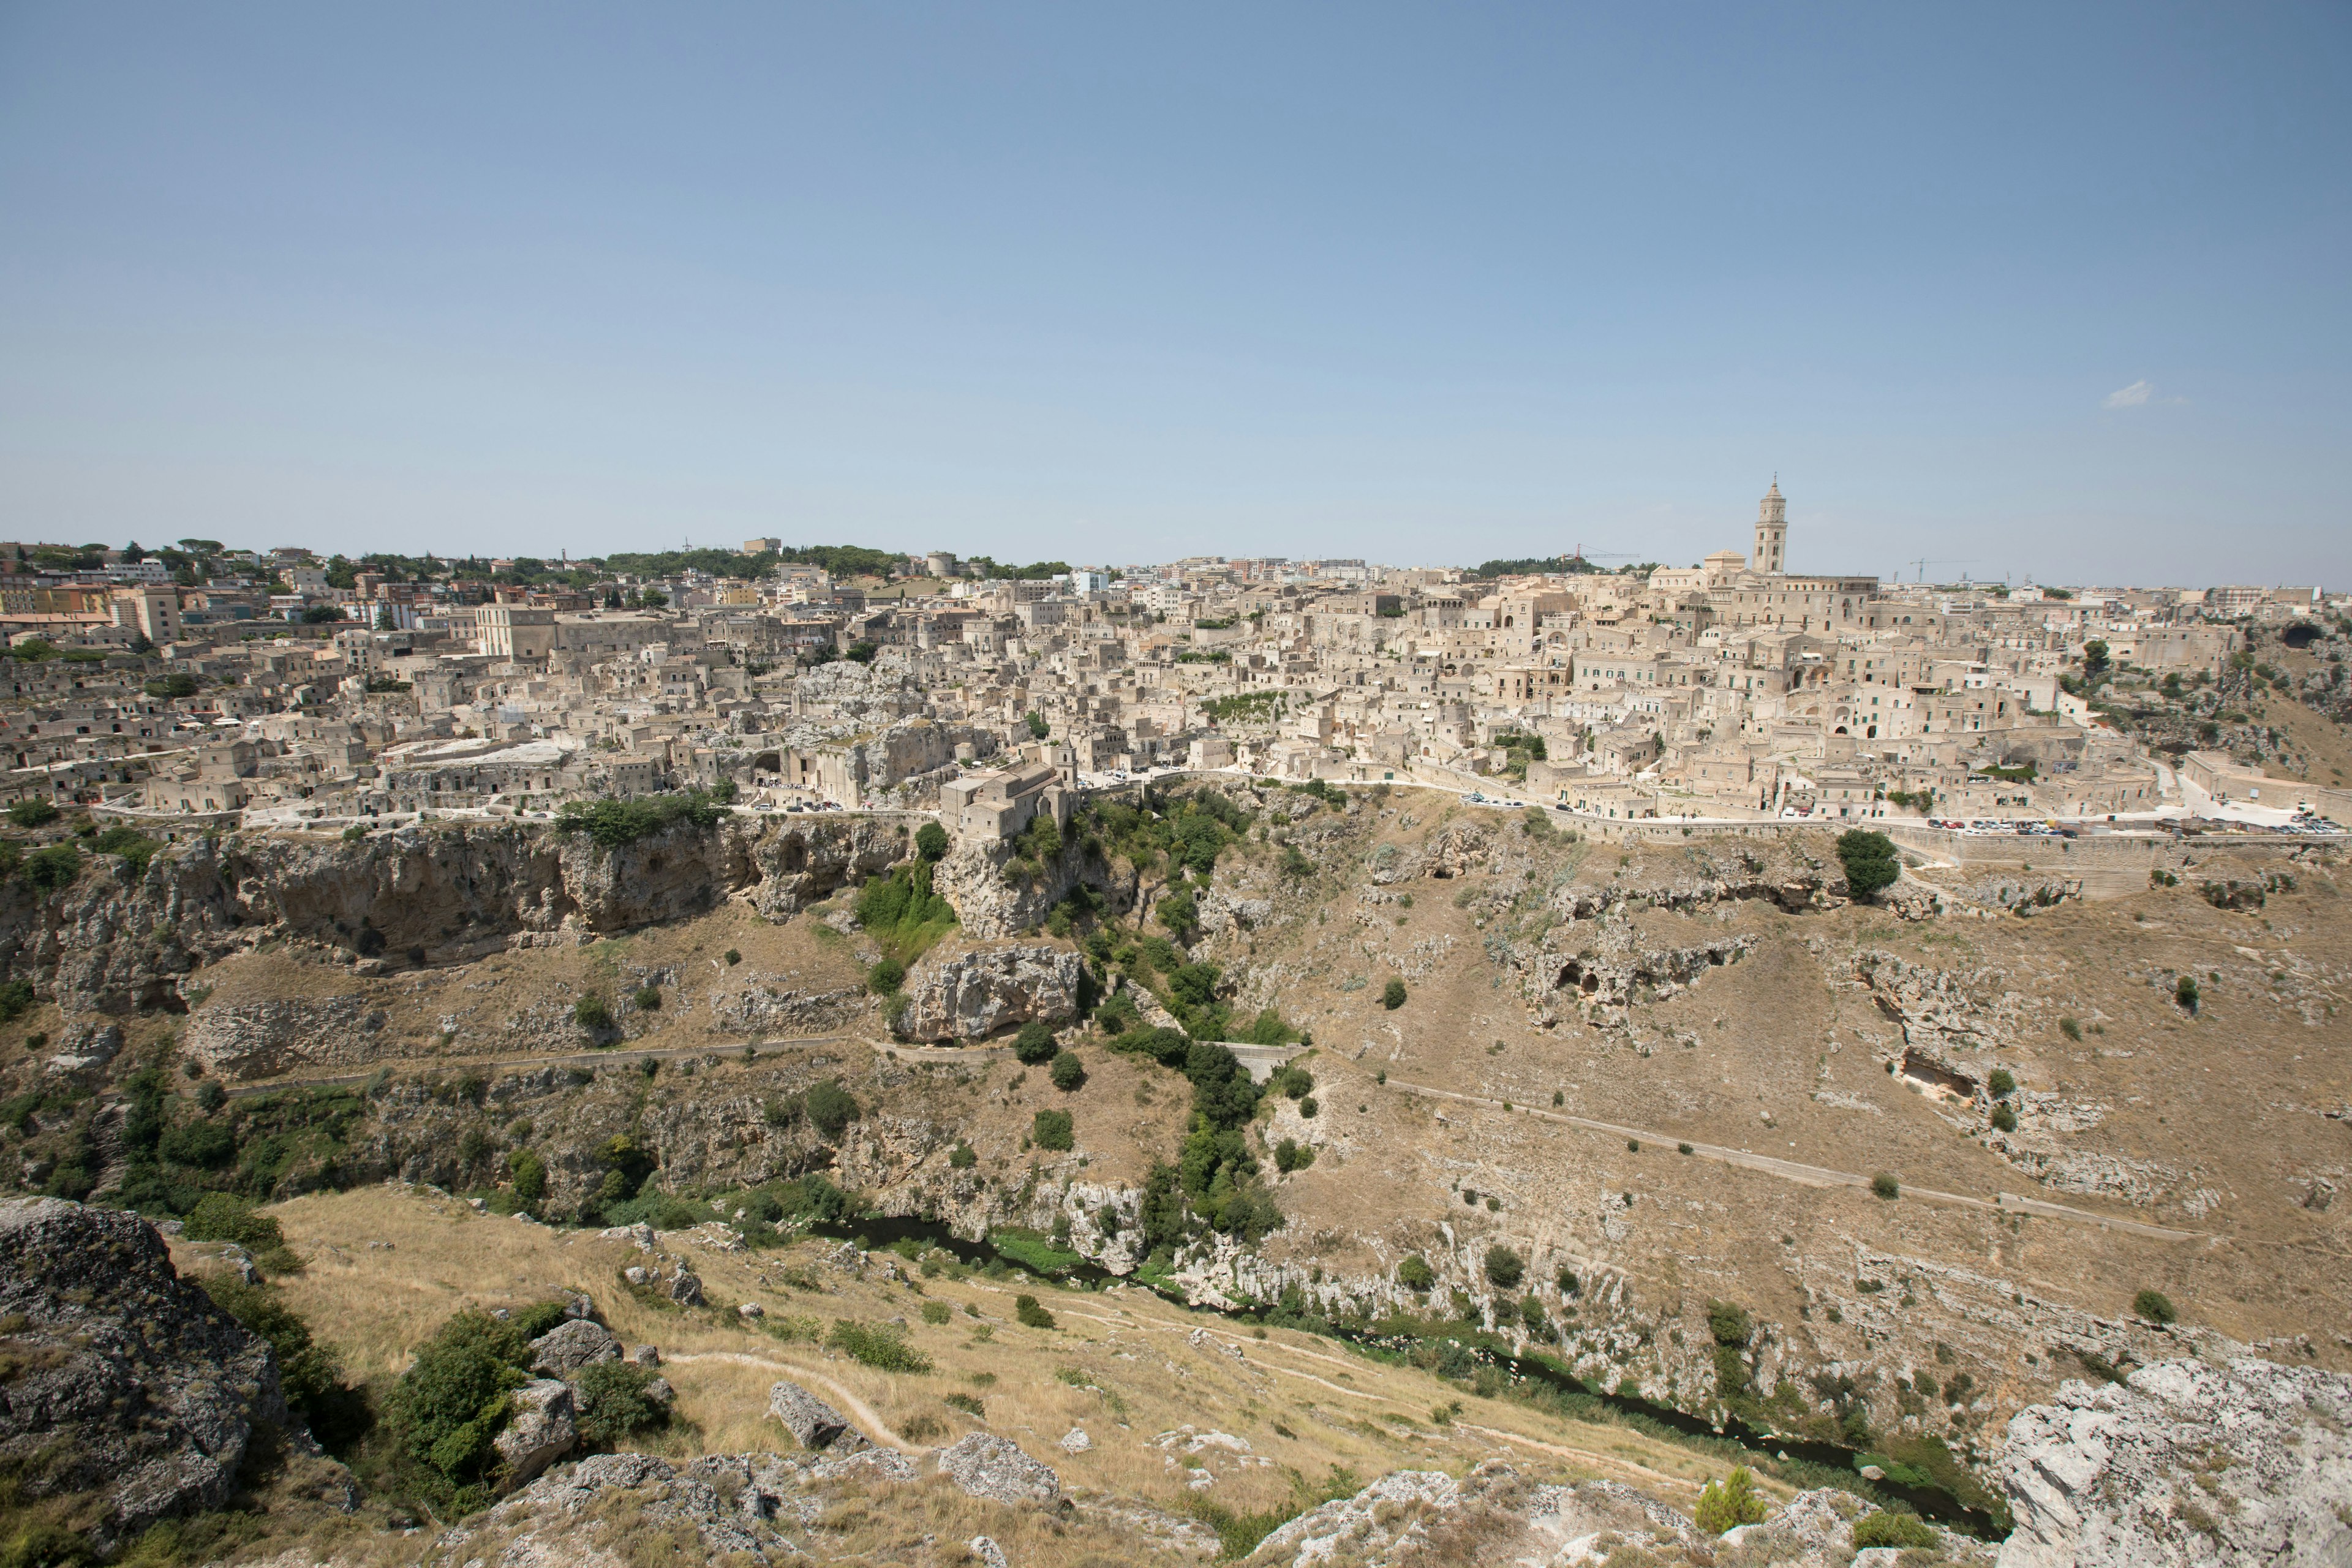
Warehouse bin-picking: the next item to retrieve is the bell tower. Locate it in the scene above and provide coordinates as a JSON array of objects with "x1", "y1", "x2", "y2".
[{"x1": 1753, "y1": 478, "x2": 1787, "y2": 575}]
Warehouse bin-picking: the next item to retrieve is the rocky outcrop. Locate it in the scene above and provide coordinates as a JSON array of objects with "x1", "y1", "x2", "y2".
[
  {"x1": 491, "y1": 1378, "x2": 579, "y2": 1487},
  {"x1": 0, "y1": 813, "x2": 905, "y2": 1017},
  {"x1": 932, "y1": 835, "x2": 1137, "y2": 941},
  {"x1": 0, "y1": 1197, "x2": 298, "y2": 1555},
  {"x1": 527, "y1": 1318, "x2": 622, "y2": 1378},
  {"x1": 767, "y1": 1379, "x2": 863, "y2": 1452},
  {"x1": 708, "y1": 981, "x2": 869, "y2": 1038},
  {"x1": 895, "y1": 943, "x2": 1083, "y2": 1042},
  {"x1": 937, "y1": 1433, "x2": 1063, "y2": 1506},
  {"x1": 1250, "y1": 1460, "x2": 1700, "y2": 1567},
  {"x1": 431, "y1": 1451, "x2": 812, "y2": 1567},
  {"x1": 184, "y1": 995, "x2": 389, "y2": 1079},
  {"x1": 1994, "y1": 1357, "x2": 2352, "y2": 1568}
]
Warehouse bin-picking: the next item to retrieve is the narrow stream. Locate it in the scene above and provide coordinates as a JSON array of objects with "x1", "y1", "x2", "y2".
[{"x1": 799, "y1": 1212, "x2": 2001, "y2": 1538}]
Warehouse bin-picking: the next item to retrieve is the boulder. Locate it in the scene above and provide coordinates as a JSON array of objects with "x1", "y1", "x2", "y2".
[
  {"x1": 767, "y1": 1379, "x2": 856, "y2": 1451},
  {"x1": 665, "y1": 1263, "x2": 704, "y2": 1306},
  {"x1": 528, "y1": 1318, "x2": 623, "y2": 1378},
  {"x1": 492, "y1": 1379, "x2": 578, "y2": 1487},
  {"x1": 1994, "y1": 1356, "x2": 2352, "y2": 1568},
  {"x1": 968, "y1": 1536, "x2": 1011, "y2": 1568},
  {"x1": 0, "y1": 1197, "x2": 298, "y2": 1556},
  {"x1": 936, "y1": 1433, "x2": 1061, "y2": 1506},
  {"x1": 895, "y1": 944, "x2": 1083, "y2": 1042},
  {"x1": 630, "y1": 1344, "x2": 662, "y2": 1368}
]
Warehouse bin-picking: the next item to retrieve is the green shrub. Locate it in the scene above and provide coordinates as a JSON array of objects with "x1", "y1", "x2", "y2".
[
  {"x1": 1397, "y1": 1255, "x2": 1434, "y2": 1291},
  {"x1": 2175, "y1": 974, "x2": 2199, "y2": 1011},
  {"x1": 553, "y1": 789, "x2": 733, "y2": 849},
  {"x1": 6, "y1": 797, "x2": 58, "y2": 827},
  {"x1": 1381, "y1": 978, "x2": 1408, "y2": 1010},
  {"x1": 2057, "y1": 1016, "x2": 2081, "y2": 1041},
  {"x1": 1011, "y1": 1020, "x2": 1058, "y2": 1064},
  {"x1": 508, "y1": 1150, "x2": 547, "y2": 1208},
  {"x1": 184, "y1": 1192, "x2": 282, "y2": 1251},
  {"x1": 0, "y1": 979, "x2": 34, "y2": 1025},
  {"x1": 1555, "y1": 1267, "x2": 1580, "y2": 1296},
  {"x1": 724, "y1": 948, "x2": 742, "y2": 965},
  {"x1": 1693, "y1": 1467, "x2": 1768, "y2": 1535},
  {"x1": 1706, "y1": 1300, "x2": 1752, "y2": 1346},
  {"x1": 1834, "y1": 829, "x2": 1900, "y2": 899},
  {"x1": 1871, "y1": 1172, "x2": 1900, "y2": 1200},
  {"x1": 948, "y1": 1142, "x2": 976, "y2": 1169},
  {"x1": 1049, "y1": 1050, "x2": 1086, "y2": 1091},
  {"x1": 915, "y1": 821, "x2": 951, "y2": 861},
  {"x1": 574, "y1": 994, "x2": 615, "y2": 1033},
  {"x1": 829, "y1": 1319, "x2": 933, "y2": 1373},
  {"x1": 2133, "y1": 1288, "x2": 2177, "y2": 1325},
  {"x1": 1483, "y1": 1245, "x2": 1524, "y2": 1290},
  {"x1": 21, "y1": 842, "x2": 82, "y2": 892},
  {"x1": 1850, "y1": 1511, "x2": 1939, "y2": 1550},
  {"x1": 867, "y1": 957, "x2": 905, "y2": 995},
  {"x1": 386, "y1": 1310, "x2": 535, "y2": 1510},
  {"x1": 804, "y1": 1079, "x2": 860, "y2": 1139},
  {"x1": 1031, "y1": 1109, "x2": 1074, "y2": 1152},
  {"x1": 1273, "y1": 1137, "x2": 1316, "y2": 1174},
  {"x1": 921, "y1": 1300, "x2": 952, "y2": 1325},
  {"x1": 1988, "y1": 1068, "x2": 2016, "y2": 1098},
  {"x1": 573, "y1": 1360, "x2": 669, "y2": 1445},
  {"x1": 990, "y1": 1227, "x2": 1082, "y2": 1276},
  {"x1": 1272, "y1": 1065, "x2": 1314, "y2": 1100},
  {"x1": 91, "y1": 825, "x2": 160, "y2": 873},
  {"x1": 1991, "y1": 1104, "x2": 2018, "y2": 1133},
  {"x1": 1014, "y1": 1294, "x2": 1057, "y2": 1330},
  {"x1": 1518, "y1": 1294, "x2": 1548, "y2": 1332},
  {"x1": 631, "y1": 985, "x2": 662, "y2": 1012},
  {"x1": 158, "y1": 1117, "x2": 236, "y2": 1169}
]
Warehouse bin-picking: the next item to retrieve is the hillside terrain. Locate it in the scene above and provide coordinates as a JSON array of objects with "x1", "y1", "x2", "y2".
[{"x1": 1, "y1": 782, "x2": 2346, "y2": 1564}]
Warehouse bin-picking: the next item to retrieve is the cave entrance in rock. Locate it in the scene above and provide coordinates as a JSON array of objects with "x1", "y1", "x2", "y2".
[{"x1": 1557, "y1": 960, "x2": 1600, "y2": 995}]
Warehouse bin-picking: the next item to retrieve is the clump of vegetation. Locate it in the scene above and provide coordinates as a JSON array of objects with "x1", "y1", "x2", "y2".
[
  {"x1": 1381, "y1": 977, "x2": 1408, "y2": 1010},
  {"x1": 1693, "y1": 1467, "x2": 1769, "y2": 1535},
  {"x1": 1871, "y1": 1172, "x2": 1901, "y2": 1200},
  {"x1": 1990, "y1": 1104, "x2": 2018, "y2": 1133},
  {"x1": 574, "y1": 993, "x2": 615, "y2": 1034},
  {"x1": 2057, "y1": 1016, "x2": 2081, "y2": 1041},
  {"x1": 804, "y1": 1079, "x2": 861, "y2": 1140},
  {"x1": 2175, "y1": 974, "x2": 2200, "y2": 1012},
  {"x1": 1011, "y1": 1020, "x2": 1059, "y2": 1065},
  {"x1": 1987, "y1": 1068, "x2": 2016, "y2": 1098},
  {"x1": 554, "y1": 785, "x2": 736, "y2": 848},
  {"x1": 384, "y1": 1303, "x2": 568, "y2": 1512},
  {"x1": 1850, "y1": 1510, "x2": 1939, "y2": 1550},
  {"x1": 1049, "y1": 1050, "x2": 1086, "y2": 1091},
  {"x1": 1397, "y1": 1255, "x2": 1434, "y2": 1291},
  {"x1": 1834, "y1": 829, "x2": 1901, "y2": 899},
  {"x1": 1031, "y1": 1108, "x2": 1074, "y2": 1152},
  {"x1": 856, "y1": 858, "x2": 958, "y2": 963},
  {"x1": 573, "y1": 1360, "x2": 670, "y2": 1446},
  {"x1": 1014, "y1": 1294, "x2": 1058, "y2": 1330},
  {"x1": 7, "y1": 797, "x2": 59, "y2": 827},
  {"x1": 828, "y1": 1319, "x2": 932, "y2": 1373},
  {"x1": 631, "y1": 984, "x2": 662, "y2": 1012},
  {"x1": 867, "y1": 957, "x2": 905, "y2": 996},
  {"x1": 1483, "y1": 1245, "x2": 1524, "y2": 1290},
  {"x1": 914, "y1": 820, "x2": 950, "y2": 861},
  {"x1": 1272, "y1": 1137, "x2": 1315, "y2": 1174},
  {"x1": 2133, "y1": 1288, "x2": 2178, "y2": 1325}
]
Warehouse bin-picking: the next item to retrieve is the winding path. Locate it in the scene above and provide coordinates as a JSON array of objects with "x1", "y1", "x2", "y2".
[{"x1": 1383, "y1": 1077, "x2": 2202, "y2": 1242}]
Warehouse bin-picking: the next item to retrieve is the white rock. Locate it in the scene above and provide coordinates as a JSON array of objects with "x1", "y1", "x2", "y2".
[{"x1": 1058, "y1": 1427, "x2": 1091, "y2": 1454}]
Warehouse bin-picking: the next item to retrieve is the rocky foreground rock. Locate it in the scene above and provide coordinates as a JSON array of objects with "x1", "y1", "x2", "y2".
[
  {"x1": 1994, "y1": 1357, "x2": 2352, "y2": 1567},
  {"x1": 0, "y1": 1197, "x2": 308, "y2": 1555}
]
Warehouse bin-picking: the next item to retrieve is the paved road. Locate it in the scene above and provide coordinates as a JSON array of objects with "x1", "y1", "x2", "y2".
[{"x1": 1383, "y1": 1077, "x2": 2201, "y2": 1243}]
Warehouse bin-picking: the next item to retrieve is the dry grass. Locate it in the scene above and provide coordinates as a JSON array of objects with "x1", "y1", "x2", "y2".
[{"x1": 192, "y1": 1184, "x2": 1762, "y2": 1565}]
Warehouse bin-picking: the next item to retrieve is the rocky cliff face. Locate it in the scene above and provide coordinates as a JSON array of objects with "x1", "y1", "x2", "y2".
[
  {"x1": 0, "y1": 1197, "x2": 302, "y2": 1555},
  {"x1": 0, "y1": 814, "x2": 906, "y2": 1017},
  {"x1": 932, "y1": 834, "x2": 1137, "y2": 941},
  {"x1": 1994, "y1": 1357, "x2": 2352, "y2": 1568},
  {"x1": 895, "y1": 944, "x2": 1084, "y2": 1041}
]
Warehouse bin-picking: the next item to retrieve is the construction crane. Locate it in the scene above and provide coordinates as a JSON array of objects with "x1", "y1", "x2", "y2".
[{"x1": 1902, "y1": 558, "x2": 1976, "y2": 584}]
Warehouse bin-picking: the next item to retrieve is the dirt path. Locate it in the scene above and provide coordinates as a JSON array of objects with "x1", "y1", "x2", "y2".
[
  {"x1": 661, "y1": 1349, "x2": 914, "y2": 1454},
  {"x1": 222, "y1": 1033, "x2": 865, "y2": 1099},
  {"x1": 1384, "y1": 1079, "x2": 2202, "y2": 1242}
]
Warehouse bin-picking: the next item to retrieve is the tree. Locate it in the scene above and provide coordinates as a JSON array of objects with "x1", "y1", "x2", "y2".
[
  {"x1": 2083, "y1": 639, "x2": 2111, "y2": 679},
  {"x1": 300, "y1": 603, "x2": 346, "y2": 624},
  {"x1": 508, "y1": 1150, "x2": 547, "y2": 1209},
  {"x1": 1483, "y1": 1245, "x2": 1525, "y2": 1290},
  {"x1": 2133, "y1": 1288, "x2": 2178, "y2": 1325},
  {"x1": 1031, "y1": 1109, "x2": 1074, "y2": 1152},
  {"x1": 1835, "y1": 829, "x2": 1901, "y2": 899},
  {"x1": 1381, "y1": 978, "x2": 1408, "y2": 1010},
  {"x1": 1012, "y1": 1020, "x2": 1059, "y2": 1065},
  {"x1": 1049, "y1": 1050, "x2": 1086, "y2": 1091},
  {"x1": 1024, "y1": 711, "x2": 1049, "y2": 740},
  {"x1": 1871, "y1": 1172, "x2": 1900, "y2": 1200},
  {"x1": 1396, "y1": 1255, "x2": 1434, "y2": 1291},
  {"x1": 914, "y1": 821, "x2": 950, "y2": 861},
  {"x1": 1156, "y1": 889, "x2": 1199, "y2": 939},
  {"x1": 1694, "y1": 1468, "x2": 1768, "y2": 1535},
  {"x1": 868, "y1": 957, "x2": 905, "y2": 995},
  {"x1": 805, "y1": 1079, "x2": 861, "y2": 1139}
]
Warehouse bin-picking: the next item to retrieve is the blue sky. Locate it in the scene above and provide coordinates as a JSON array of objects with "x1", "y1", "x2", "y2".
[{"x1": 1, "y1": 4, "x2": 2345, "y2": 584}]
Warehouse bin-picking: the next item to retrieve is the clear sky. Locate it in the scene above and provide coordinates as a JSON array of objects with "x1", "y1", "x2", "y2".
[{"x1": 2, "y1": 4, "x2": 2345, "y2": 584}]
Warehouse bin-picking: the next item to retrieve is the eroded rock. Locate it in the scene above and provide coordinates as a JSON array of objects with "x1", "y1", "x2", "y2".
[{"x1": 937, "y1": 1433, "x2": 1061, "y2": 1506}]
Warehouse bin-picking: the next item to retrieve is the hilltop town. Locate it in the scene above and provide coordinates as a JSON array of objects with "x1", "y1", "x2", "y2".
[{"x1": 5, "y1": 485, "x2": 2347, "y2": 840}]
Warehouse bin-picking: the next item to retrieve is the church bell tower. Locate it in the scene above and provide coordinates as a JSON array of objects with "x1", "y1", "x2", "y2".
[{"x1": 1753, "y1": 478, "x2": 1787, "y2": 575}]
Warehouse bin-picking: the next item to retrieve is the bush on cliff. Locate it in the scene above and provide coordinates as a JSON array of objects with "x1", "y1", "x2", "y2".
[
  {"x1": 1835, "y1": 829, "x2": 1901, "y2": 899},
  {"x1": 855, "y1": 859, "x2": 957, "y2": 963},
  {"x1": 554, "y1": 786, "x2": 734, "y2": 850}
]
